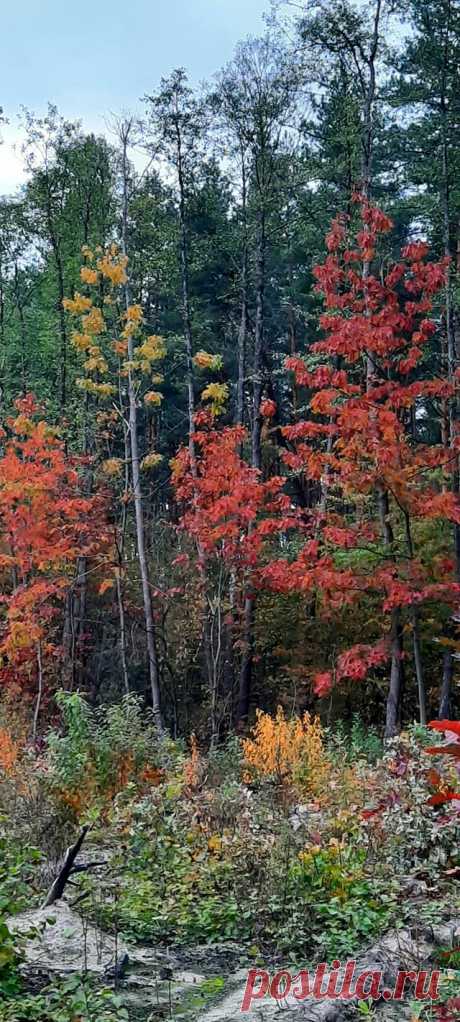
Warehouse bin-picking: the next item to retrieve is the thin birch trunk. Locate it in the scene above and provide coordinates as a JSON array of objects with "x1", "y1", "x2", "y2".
[{"x1": 120, "y1": 122, "x2": 162, "y2": 725}]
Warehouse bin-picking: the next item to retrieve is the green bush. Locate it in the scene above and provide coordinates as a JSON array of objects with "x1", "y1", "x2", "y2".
[
  {"x1": 45, "y1": 691, "x2": 183, "y2": 816},
  {"x1": 326, "y1": 715, "x2": 382, "y2": 765},
  {"x1": 0, "y1": 831, "x2": 41, "y2": 999},
  {"x1": 0, "y1": 976, "x2": 128, "y2": 1021}
]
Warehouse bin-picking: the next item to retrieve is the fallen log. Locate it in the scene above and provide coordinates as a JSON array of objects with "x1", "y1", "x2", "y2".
[{"x1": 41, "y1": 826, "x2": 89, "y2": 908}]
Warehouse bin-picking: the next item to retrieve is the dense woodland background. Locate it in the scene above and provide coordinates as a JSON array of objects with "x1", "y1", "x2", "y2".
[{"x1": 1, "y1": 0, "x2": 460, "y2": 741}]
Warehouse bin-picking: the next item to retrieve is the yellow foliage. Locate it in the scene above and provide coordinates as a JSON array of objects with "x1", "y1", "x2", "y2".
[
  {"x1": 101, "y1": 458, "x2": 124, "y2": 478},
  {"x1": 80, "y1": 267, "x2": 99, "y2": 285},
  {"x1": 82, "y1": 307, "x2": 105, "y2": 336},
  {"x1": 96, "y1": 382, "x2": 117, "y2": 397},
  {"x1": 125, "y1": 304, "x2": 143, "y2": 323},
  {"x1": 144, "y1": 391, "x2": 163, "y2": 407},
  {"x1": 63, "y1": 293, "x2": 92, "y2": 315},
  {"x1": 72, "y1": 332, "x2": 92, "y2": 352},
  {"x1": 201, "y1": 382, "x2": 229, "y2": 415},
  {"x1": 97, "y1": 253, "x2": 128, "y2": 286},
  {"x1": 76, "y1": 378, "x2": 116, "y2": 397},
  {"x1": 141, "y1": 452, "x2": 163, "y2": 470},
  {"x1": 194, "y1": 350, "x2": 216, "y2": 369},
  {"x1": 84, "y1": 354, "x2": 108, "y2": 374},
  {"x1": 136, "y1": 335, "x2": 166, "y2": 364},
  {"x1": 242, "y1": 707, "x2": 330, "y2": 798},
  {"x1": 10, "y1": 414, "x2": 33, "y2": 436}
]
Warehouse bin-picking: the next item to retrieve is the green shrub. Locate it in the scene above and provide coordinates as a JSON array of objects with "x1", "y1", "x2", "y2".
[
  {"x1": 45, "y1": 691, "x2": 182, "y2": 817},
  {"x1": 326, "y1": 715, "x2": 382, "y2": 765},
  {"x1": 0, "y1": 976, "x2": 128, "y2": 1021}
]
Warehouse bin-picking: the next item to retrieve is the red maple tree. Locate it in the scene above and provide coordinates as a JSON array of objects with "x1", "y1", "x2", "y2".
[
  {"x1": 260, "y1": 198, "x2": 460, "y2": 734},
  {"x1": 0, "y1": 395, "x2": 106, "y2": 732}
]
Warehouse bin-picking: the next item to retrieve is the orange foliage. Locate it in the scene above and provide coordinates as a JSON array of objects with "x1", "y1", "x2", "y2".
[
  {"x1": 0, "y1": 728, "x2": 20, "y2": 774},
  {"x1": 140, "y1": 764, "x2": 165, "y2": 787},
  {"x1": 242, "y1": 707, "x2": 330, "y2": 798},
  {"x1": 184, "y1": 733, "x2": 204, "y2": 791}
]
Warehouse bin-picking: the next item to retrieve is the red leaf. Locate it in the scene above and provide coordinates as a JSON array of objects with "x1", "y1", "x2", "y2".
[
  {"x1": 426, "y1": 745, "x2": 460, "y2": 759},
  {"x1": 427, "y1": 792, "x2": 460, "y2": 806},
  {"x1": 429, "y1": 719, "x2": 460, "y2": 737}
]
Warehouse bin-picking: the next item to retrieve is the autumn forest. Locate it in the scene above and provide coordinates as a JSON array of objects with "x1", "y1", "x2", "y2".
[{"x1": 1, "y1": 1, "x2": 460, "y2": 1018}]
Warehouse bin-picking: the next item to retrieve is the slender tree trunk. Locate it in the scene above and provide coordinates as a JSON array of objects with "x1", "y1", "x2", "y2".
[
  {"x1": 404, "y1": 510, "x2": 427, "y2": 725},
  {"x1": 385, "y1": 613, "x2": 405, "y2": 738},
  {"x1": 33, "y1": 641, "x2": 44, "y2": 742},
  {"x1": 175, "y1": 122, "x2": 197, "y2": 469},
  {"x1": 356, "y1": 5, "x2": 407, "y2": 736},
  {"x1": 236, "y1": 151, "x2": 248, "y2": 429},
  {"x1": 287, "y1": 248, "x2": 298, "y2": 416},
  {"x1": 440, "y1": 7, "x2": 460, "y2": 579},
  {"x1": 45, "y1": 190, "x2": 68, "y2": 411},
  {"x1": 360, "y1": 0, "x2": 382, "y2": 201},
  {"x1": 173, "y1": 117, "x2": 216, "y2": 708},
  {"x1": 412, "y1": 608, "x2": 426, "y2": 726},
  {"x1": 251, "y1": 208, "x2": 265, "y2": 471},
  {"x1": 237, "y1": 595, "x2": 255, "y2": 728},
  {"x1": 378, "y1": 490, "x2": 405, "y2": 737},
  {"x1": 115, "y1": 401, "x2": 131, "y2": 696},
  {"x1": 116, "y1": 571, "x2": 130, "y2": 696},
  {"x1": 14, "y1": 263, "x2": 27, "y2": 395},
  {"x1": 237, "y1": 206, "x2": 266, "y2": 727},
  {"x1": 438, "y1": 1, "x2": 459, "y2": 701},
  {"x1": 120, "y1": 124, "x2": 162, "y2": 725},
  {"x1": 439, "y1": 650, "x2": 453, "y2": 719}
]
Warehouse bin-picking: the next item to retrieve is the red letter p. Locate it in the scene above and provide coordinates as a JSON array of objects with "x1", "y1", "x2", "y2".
[{"x1": 240, "y1": 969, "x2": 270, "y2": 1011}]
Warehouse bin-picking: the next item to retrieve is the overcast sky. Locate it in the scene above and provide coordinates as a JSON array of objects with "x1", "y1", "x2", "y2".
[{"x1": 1, "y1": 0, "x2": 269, "y2": 194}]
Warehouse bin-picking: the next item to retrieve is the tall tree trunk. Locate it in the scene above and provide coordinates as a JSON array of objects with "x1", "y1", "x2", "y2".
[
  {"x1": 175, "y1": 121, "x2": 197, "y2": 470},
  {"x1": 412, "y1": 608, "x2": 426, "y2": 726},
  {"x1": 237, "y1": 206, "x2": 266, "y2": 727},
  {"x1": 378, "y1": 490, "x2": 405, "y2": 737},
  {"x1": 13, "y1": 263, "x2": 27, "y2": 395},
  {"x1": 385, "y1": 613, "x2": 405, "y2": 738},
  {"x1": 173, "y1": 116, "x2": 216, "y2": 714},
  {"x1": 404, "y1": 510, "x2": 427, "y2": 725},
  {"x1": 120, "y1": 124, "x2": 162, "y2": 725},
  {"x1": 360, "y1": 0, "x2": 382, "y2": 201},
  {"x1": 45, "y1": 184, "x2": 68, "y2": 411},
  {"x1": 440, "y1": 0, "x2": 460, "y2": 575},
  {"x1": 236, "y1": 150, "x2": 248, "y2": 429},
  {"x1": 439, "y1": 650, "x2": 453, "y2": 719},
  {"x1": 356, "y1": 3, "x2": 407, "y2": 736},
  {"x1": 115, "y1": 398, "x2": 131, "y2": 696},
  {"x1": 251, "y1": 209, "x2": 265, "y2": 472},
  {"x1": 439, "y1": 0, "x2": 459, "y2": 700}
]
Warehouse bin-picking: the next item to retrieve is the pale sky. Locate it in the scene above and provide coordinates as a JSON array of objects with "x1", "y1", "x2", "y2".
[{"x1": 0, "y1": 0, "x2": 270, "y2": 195}]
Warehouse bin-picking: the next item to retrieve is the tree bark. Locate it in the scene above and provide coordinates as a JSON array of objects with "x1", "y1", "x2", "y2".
[
  {"x1": 120, "y1": 123, "x2": 162, "y2": 725},
  {"x1": 236, "y1": 149, "x2": 248, "y2": 429},
  {"x1": 439, "y1": 650, "x2": 453, "y2": 720},
  {"x1": 385, "y1": 612, "x2": 405, "y2": 738}
]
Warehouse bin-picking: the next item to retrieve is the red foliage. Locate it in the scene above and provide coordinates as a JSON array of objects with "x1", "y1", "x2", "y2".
[
  {"x1": 259, "y1": 399, "x2": 277, "y2": 419},
  {"x1": 264, "y1": 197, "x2": 458, "y2": 694},
  {"x1": 426, "y1": 720, "x2": 460, "y2": 807},
  {"x1": 0, "y1": 396, "x2": 107, "y2": 699},
  {"x1": 172, "y1": 423, "x2": 296, "y2": 572}
]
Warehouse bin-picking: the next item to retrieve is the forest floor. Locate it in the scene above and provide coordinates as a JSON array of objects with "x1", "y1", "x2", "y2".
[{"x1": 1, "y1": 695, "x2": 459, "y2": 1021}]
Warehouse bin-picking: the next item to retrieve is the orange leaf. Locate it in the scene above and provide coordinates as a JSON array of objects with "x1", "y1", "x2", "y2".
[{"x1": 98, "y1": 578, "x2": 115, "y2": 595}]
